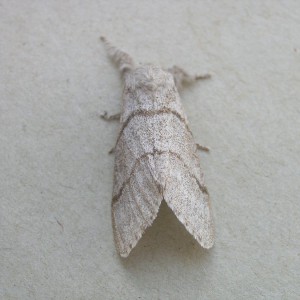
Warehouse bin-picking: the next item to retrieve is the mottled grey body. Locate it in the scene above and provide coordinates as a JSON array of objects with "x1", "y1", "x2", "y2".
[{"x1": 101, "y1": 37, "x2": 214, "y2": 257}]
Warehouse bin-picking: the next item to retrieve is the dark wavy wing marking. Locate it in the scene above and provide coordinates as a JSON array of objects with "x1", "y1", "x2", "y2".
[
  {"x1": 112, "y1": 150, "x2": 208, "y2": 204},
  {"x1": 116, "y1": 108, "x2": 193, "y2": 146}
]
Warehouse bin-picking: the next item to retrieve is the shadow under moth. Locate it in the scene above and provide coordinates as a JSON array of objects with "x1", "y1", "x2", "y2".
[{"x1": 101, "y1": 37, "x2": 214, "y2": 257}]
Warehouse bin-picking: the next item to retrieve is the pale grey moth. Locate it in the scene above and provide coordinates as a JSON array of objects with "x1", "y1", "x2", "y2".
[{"x1": 101, "y1": 37, "x2": 214, "y2": 257}]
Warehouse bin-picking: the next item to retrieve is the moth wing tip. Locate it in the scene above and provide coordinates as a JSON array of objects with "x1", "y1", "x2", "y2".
[
  {"x1": 200, "y1": 239, "x2": 215, "y2": 249},
  {"x1": 119, "y1": 251, "x2": 130, "y2": 258},
  {"x1": 117, "y1": 237, "x2": 140, "y2": 258},
  {"x1": 196, "y1": 231, "x2": 215, "y2": 249}
]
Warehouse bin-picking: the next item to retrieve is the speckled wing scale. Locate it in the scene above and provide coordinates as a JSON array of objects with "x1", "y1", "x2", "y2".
[{"x1": 101, "y1": 37, "x2": 214, "y2": 257}]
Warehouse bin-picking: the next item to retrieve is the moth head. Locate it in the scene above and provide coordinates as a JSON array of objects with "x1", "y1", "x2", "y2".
[{"x1": 125, "y1": 65, "x2": 173, "y2": 92}]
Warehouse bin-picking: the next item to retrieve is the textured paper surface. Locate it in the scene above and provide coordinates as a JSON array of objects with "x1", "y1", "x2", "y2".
[{"x1": 1, "y1": 1, "x2": 300, "y2": 299}]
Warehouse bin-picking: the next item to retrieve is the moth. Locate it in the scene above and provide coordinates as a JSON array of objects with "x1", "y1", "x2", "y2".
[{"x1": 101, "y1": 37, "x2": 214, "y2": 257}]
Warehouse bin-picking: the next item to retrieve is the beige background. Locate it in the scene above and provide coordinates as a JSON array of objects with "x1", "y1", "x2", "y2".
[{"x1": 1, "y1": 1, "x2": 300, "y2": 299}]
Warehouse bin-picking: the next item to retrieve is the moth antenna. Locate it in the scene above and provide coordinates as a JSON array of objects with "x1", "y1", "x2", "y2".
[{"x1": 100, "y1": 36, "x2": 135, "y2": 76}]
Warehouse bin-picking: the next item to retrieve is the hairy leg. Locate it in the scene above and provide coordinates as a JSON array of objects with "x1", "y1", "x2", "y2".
[
  {"x1": 196, "y1": 143, "x2": 210, "y2": 152},
  {"x1": 101, "y1": 36, "x2": 135, "y2": 76},
  {"x1": 100, "y1": 111, "x2": 121, "y2": 121},
  {"x1": 168, "y1": 65, "x2": 211, "y2": 90}
]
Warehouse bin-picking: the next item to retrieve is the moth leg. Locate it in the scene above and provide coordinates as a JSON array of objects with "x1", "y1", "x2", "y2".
[
  {"x1": 100, "y1": 111, "x2": 121, "y2": 121},
  {"x1": 100, "y1": 112, "x2": 118, "y2": 154},
  {"x1": 168, "y1": 65, "x2": 211, "y2": 90},
  {"x1": 196, "y1": 143, "x2": 210, "y2": 152},
  {"x1": 195, "y1": 74, "x2": 211, "y2": 80},
  {"x1": 108, "y1": 147, "x2": 115, "y2": 154},
  {"x1": 100, "y1": 36, "x2": 135, "y2": 76}
]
